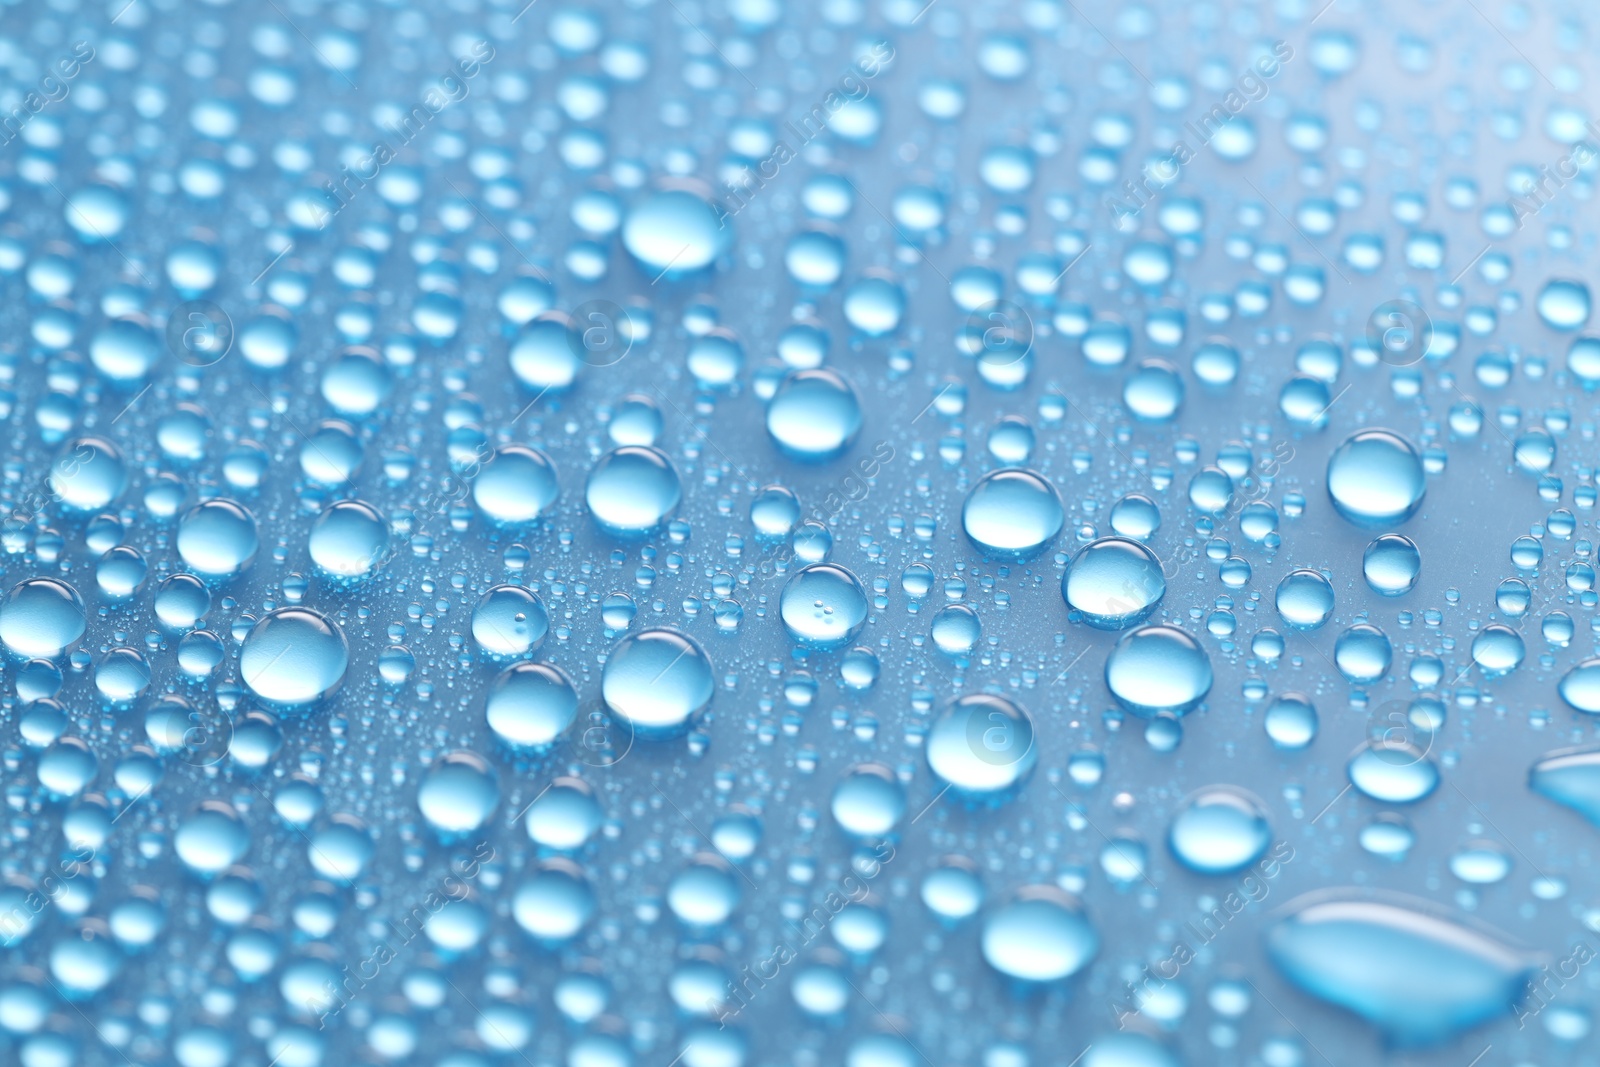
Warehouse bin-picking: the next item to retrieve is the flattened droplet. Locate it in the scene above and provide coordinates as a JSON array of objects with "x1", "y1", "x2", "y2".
[
  {"x1": 1529, "y1": 745, "x2": 1600, "y2": 827},
  {"x1": 1558, "y1": 658, "x2": 1600, "y2": 714},
  {"x1": 622, "y1": 184, "x2": 728, "y2": 277},
  {"x1": 1265, "y1": 890, "x2": 1538, "y2": 1045}
]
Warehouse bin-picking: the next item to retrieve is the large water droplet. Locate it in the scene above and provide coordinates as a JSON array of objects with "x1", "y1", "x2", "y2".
[
  {"x1": 585, "y1": 446, "x2": 682, "y2": 535},
  {"x1": 779, "y1": 563, "x2": 868, "y2": 647},
  {"x1": 487, "y1": 662, "x2": 579, "y2": 750},
  {"x1": 239, "y1": 608, "x2": 349, "y2": 707},
  {"x1": 1557, "y1": 658, "x2": 1600, "y2": 713},
  {"x1": 1536, "y1": 277, "x2": 1591, "y2": 331},
  {"x1": 667, "y1": 854, "x2": 740, "y2": 928},
  {"x1": 175, "y1": 801, "x2": 250, "y2": 876},
  {"x1": 49, "y1": 436, "x2": 127, "y2": 511},
  {"x1": 1362, "y1": 534, "x2": 1420, "y2": 596},
  {"x1": 525, "y1": 776, "x2": 602, "y2": 851},
  {"x1": 177, "y1": 500, "x2": 260, "y2": 580},
  {"x1": 471, "y1": 584, "x2": 550, "y2": 657},
  {"x1": 1265, "y1": 692, "x2": 1318, "y2": 749},
  {"x1": 308, "y1": 500, "x2": 387, "y2": 578},
  {"x1": 981, "y1": 886, "x2": 1098, "y2": 982},
  {"x1": 622, "y1": 184, "x2": 726, "y2": 277},
  {"x1": 1334, "y1": 623, "x2": 1392, "y2": 683},
  {"x1": 473, "y1": 444, "x2": 560, "y2": 526},
  {"x1": 417, "y1": 750, "x2": 500, "y2": 836},
  {"x1": 1529, "y1": 745, "x2": 1600, "y2": 827},
  {"x1": 1061, "y1": 536, "x2": 1165, "y2": 629},
  {"x1": 1275, "y1": 569, "x2": 1335, "y2": 630},
  {"x1": 1167, "y1": 786, "x2": 1273, "y2": 874},
  {"x1": 961, "y1": 468, "x2": 1063, "y2": 560},
  {"x1": 926, "y1": 693, "x2": 1037, "y2": 795},
  {"x1": 1326, "y1": 429, "x2": 1426, "y2": 527},
  {"x1": 0, "y1": 578, "x2": 86, "y2": 659},
  {"x1": 509, "y1": 313, "x2": 582, "y2": 394},
  {"x1": 513, "y1": 859, "x2": 596, "y2": 943},
  {"x1": 601, "y1": 628, "x2": 713, "y2": 736},
  {"x1": 1265, "y1": 890, "x2": 1537, "y2": 1045},
  {"x1": 1347, "y1": 739, "x2": 1438, "y2": 803},
  {"x1": 765, "y1": 369, "x2": 863, "y2": 462},
  {"x1": 831, "y1": 763, "x2": 905, "y2": 838},
  {"x1": 1104, "y1": 625, "x2": 1212, "y2": 715}
]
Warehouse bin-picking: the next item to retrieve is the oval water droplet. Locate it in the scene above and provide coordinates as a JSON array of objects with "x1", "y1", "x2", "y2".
[
  {"x1": 1265, "y1": 890, "x2": 1537, "y2": 1045},
  {"x1": 981, "y1": 886, "x2": 1098, "y2": 982}
]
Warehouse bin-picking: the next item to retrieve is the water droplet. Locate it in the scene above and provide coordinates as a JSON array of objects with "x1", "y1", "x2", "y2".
[
  {"x1": 1348, "y1": 739, "x2": 1438, "y2": 803},
  {"x1": 474, "y1": 445, "x2": 560, "y2": 526},
  {"x1": 1470, "y1": 624, "x2": 1523, "y2": 676},
  {"x1": 487, "y1": 662, "x2": 579, "y2": 750},
  {"x1": 1265, "y1": 693, "x2": 1318, "y2": 750},
  {"x1": 239, "y1": 608, "x2": 349, "y2": 707},
  {"x1": 1334, "y1": 624, "x2": 1392, "y2": 683},
  {"x1": 926, "y1": 693, "x2": 1037, "y2": 795},
  {"x1": 525, "y1": 776, "x2": 603, "y2": 851},
  {"x1": 622, "y1": 184, "x2": 727, "y2": 277},
  {"x1": 780, "y1": 563, "x2": 868, "y2": 647},
  {"x1": 513, "y1": 859, "x2": 596, "y2": 942},
  {"x1": 1275, "y1": 569, "x2": 1335, "y2": 630},
  {"x1": 1362, "y1": 534, "x2": 1420, "y2": 596},
  {"x1": 1104, "y1": 625, "x2": 1212, "y2": 715},
  {"x1": 666, "y1": 854, "x2": 740, "y2": 928},
  {"x1": 308, "y1": 500, "x2": 387, "y2": 578},
  {"x1": 585, "y1": 446, "x2": 682, "y2": 535},
  {"x1": 1266, "y1": 890, "x2": 1537, "y2": 1045},
  {"x1": 471, "y1": 584, "x2": 549, "y2": 657},
  {"x1": 1168, "y1": 786, "x2": 1273, "y2": 874},
  {"x1": 1061, "y1": 536, "x2": 1165, "y2": 629},
  {"x1": 175, "y1": 801, "x2": 250, "y2": 876},
  {"x1": 601, "y1": 628, "x2": 713, "y2": 736},
  {"x1": 1326, "y1": 429, "x2": 1426, "y2": 527},
  {"x1": 176, "y1": 499, "x2": 260, "y2": 580},
  {"x1": 962, "y1": 468, "x2": 1063, "y2": 560},
  {"x1": 1558, "y1": 658, "x2": 1600, "y2": 713},
  {"x1": 1529, "y1": 745, "x2": 1600, "y2": 826},
  {"x1": 930, "y1": 603, "x2": 982, "y2": 655},
  {"x1": 765, "y1": 369, "x2": 863, "y2": 461},
  {"x1": 417, "y1": 750, "x2": 500, "y2": 836},
  {"x1": 981, "y1": 886, "x2": 1098, "y2": 982},
  {"x1": 1536, "y1": 277, "x2": 1591, "y2": 331},
  {"x1": 831, "y1": 763, "x2": 905, "y2": 838},
  {"x1": 0, "y1": 578, "x2": 85, "y2": 659},
  {"x1": 49, "y1": 436, "x2": 127, "y2": 511}
]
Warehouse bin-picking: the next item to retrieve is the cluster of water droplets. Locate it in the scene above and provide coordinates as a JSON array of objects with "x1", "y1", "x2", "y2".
[{"x1": 3, "y1": 2, "x2": 1600, "y2": 1066}]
